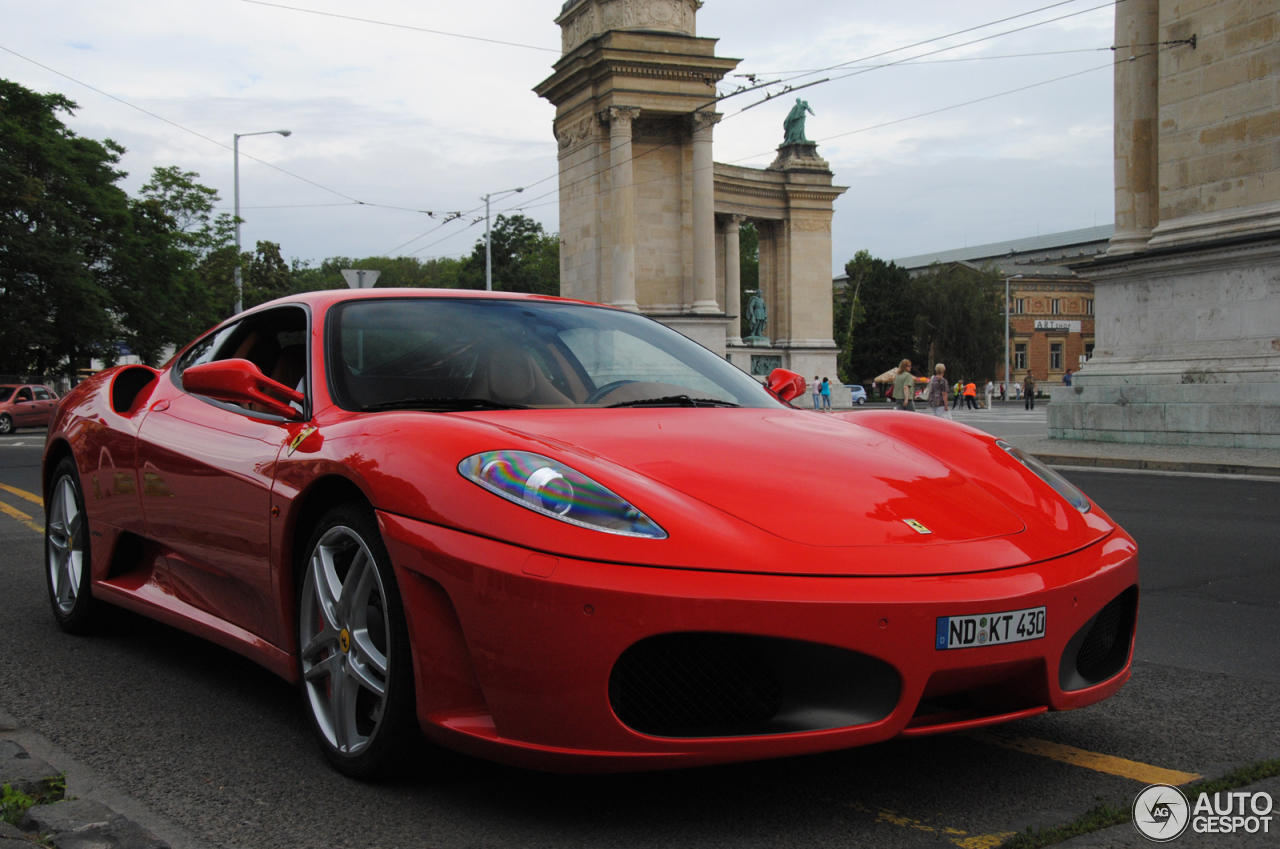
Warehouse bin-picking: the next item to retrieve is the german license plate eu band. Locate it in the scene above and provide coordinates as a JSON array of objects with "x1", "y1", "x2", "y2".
[{"x1": 935, "y1": 606, "x2": 1046, "y2": 650}]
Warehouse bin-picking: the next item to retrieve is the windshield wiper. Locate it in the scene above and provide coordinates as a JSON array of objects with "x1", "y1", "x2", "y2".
[
  {"x1": 362, "y1": 398, "x2": 529, "y2": 413},
  {"x1": 607, "y1": 395, "x2": 740, "y2": 409}
]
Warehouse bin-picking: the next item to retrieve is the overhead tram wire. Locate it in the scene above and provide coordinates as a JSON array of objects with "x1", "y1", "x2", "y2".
[
  {"x1": 0, "y1": 44, "x2": 461, "y2": 217},
  {"x1": 238, "y1": 0, "x2": 560, "y2": 53},
  {"x1": 733, "y1": 46, "x2": 1126, "y2": 76}
]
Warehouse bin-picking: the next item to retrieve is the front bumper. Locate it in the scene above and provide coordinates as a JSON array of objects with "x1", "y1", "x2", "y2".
[{"x1": 380, "y1": 511, "x2": 1138, "y2": 773}]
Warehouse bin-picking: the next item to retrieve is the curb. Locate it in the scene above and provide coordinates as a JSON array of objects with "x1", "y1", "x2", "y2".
[{"x1": 1030, "y1": 452, "x2": 1280, "y2": 479}]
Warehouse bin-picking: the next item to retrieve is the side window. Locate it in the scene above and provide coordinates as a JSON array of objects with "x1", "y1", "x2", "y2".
[
  {"x1": 15, "y1": 388, "x2": 32, "y2": 403},
  {"x1": 32, "y1": 388, "x2": 51, "y2": 401},
  {"x1": 176, "y1": 307, "x2": 309, "y2": 415}
]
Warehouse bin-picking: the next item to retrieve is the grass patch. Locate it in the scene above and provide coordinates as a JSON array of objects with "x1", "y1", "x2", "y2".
[
  {"x1": 1, "y1": 774, "x2": 67, "y2": 827},
  {"x1": 999, "y1": 758, "x2": 1280, "y2": 849}
]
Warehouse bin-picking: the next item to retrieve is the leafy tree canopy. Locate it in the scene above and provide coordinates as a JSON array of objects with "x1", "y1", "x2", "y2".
[{"x1": 457, "y1": 214, "x2": 560, "y2": 295}]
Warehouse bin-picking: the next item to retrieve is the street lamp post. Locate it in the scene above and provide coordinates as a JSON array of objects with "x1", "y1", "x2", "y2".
[
  {"x1": 1005, "y1": 273, "x2": 1023, "y2": 401},
  {"x1": 482, "y1": 187, "x2": 524, "y2": 291},
  {"x1": 234, "y1": 129, "x2": 291, "y2": 314}
]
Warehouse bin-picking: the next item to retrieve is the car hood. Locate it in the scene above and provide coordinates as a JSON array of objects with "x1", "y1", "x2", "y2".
[{"x1": 458, "y1": 408, "x2": 1026, "y2": 547}]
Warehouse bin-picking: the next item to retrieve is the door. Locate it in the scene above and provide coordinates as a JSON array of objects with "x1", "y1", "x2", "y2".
[
  {"x1": 10, "y1": 387, "x2": 37, "y2": 426},
  {"x1": 31, "y1": 386, "x2": 56, "y2": 426},
  {"x1": 136, "y1": 306, "x2": 310, "y2": 645}
]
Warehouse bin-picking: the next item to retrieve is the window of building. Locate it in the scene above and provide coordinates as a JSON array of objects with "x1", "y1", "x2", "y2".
[
  {"x1": 1051, "y1": 299, "x2": 1061, "y2": 315},
  {"x1": 1084, "y1": 342, "x2": 1095, "y2": 362},
  {"x1": 1014, "y1": 343, "x2": 1027, "y2": 370},
  {"x1": 1086, "y1": 298, "x2": 1094, "y2": 315},
  {"x1": 1014, "y1": 298, "x2": 1025, "y2": 315},
  {"x1": 1049, "y1": 342, "x2": 1063, "y2": 371}
]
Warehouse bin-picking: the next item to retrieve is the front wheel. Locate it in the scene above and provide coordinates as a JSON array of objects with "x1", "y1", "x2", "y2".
[
  {"x1": 46, "y1": 458, "x2": 97, "y2": 634},
  {"x1": 0, "y1": 414, "x2": 13, "y2": 435},
  {"x1": 856, "y1": 398, "x2": 865, "y2": 405},
  {"x1": 297, "y1": 503, "x2": 417, "y2": 780}
]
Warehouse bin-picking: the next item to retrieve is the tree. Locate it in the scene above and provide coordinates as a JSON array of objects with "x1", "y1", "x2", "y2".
[
  {"x1": 0, "y1": 79, "x2": 131, "y2": 375},
  {"x1": 910, "y1": 262, "x2": 1005, "y2": 384},
  {"x1": 457, "y1": 214, "x2": 560, "y2": 294},
  {"x1": 837, "y1": 251, "x2": 914, "y2": 385}
]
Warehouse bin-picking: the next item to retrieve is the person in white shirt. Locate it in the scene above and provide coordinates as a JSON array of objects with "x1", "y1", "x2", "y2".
[{"x1": 984, "y1": 379, "x2": 994, "y2": 409}]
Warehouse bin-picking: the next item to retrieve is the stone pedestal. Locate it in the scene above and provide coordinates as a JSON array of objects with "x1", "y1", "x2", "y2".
[{"x1": 1049, "y1": 239, "x2": 1280, "y2": 449}]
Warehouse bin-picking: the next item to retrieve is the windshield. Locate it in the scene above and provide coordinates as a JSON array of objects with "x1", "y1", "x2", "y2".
[{"x1": 327, "y1": 298, "x2": 782, "y2": 411}]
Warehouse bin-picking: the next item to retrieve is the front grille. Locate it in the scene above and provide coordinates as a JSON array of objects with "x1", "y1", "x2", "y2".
[
  {"x1": 609, "y1": 633, "x2": 782, "y2": 738},
  {"x1": 1076, "y1": 594, "x2": 1124, "y2": 680}
]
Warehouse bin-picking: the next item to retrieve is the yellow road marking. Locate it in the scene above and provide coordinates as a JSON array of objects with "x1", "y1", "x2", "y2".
[
  {"x1": 970, "y1": 732, "x2": 1201, "y2": 785},
  {"x1": 842, "y1": 801, "x2": 1013, "y2": 848},
  {"x1": 0, "y1": 482, "x2": 43, "y2": 506},
  {"x1": 0, "y1": 499, "x2": 43, "y2": 534}
]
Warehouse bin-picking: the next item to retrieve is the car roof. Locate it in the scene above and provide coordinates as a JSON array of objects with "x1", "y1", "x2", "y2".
[{"x1": 248, "y1": 287, "x2": 601, "y2": 314}]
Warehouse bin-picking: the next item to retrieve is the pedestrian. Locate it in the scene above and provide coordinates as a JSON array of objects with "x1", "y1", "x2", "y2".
[
  {"x1": 928, "y1": 363, "x2": 951, "y2": 419},
  {"x1": 984, "y1": 379, "x2": 994, "y2": 409},
  {"x1": 1023, "y1": 372, "x2": 1037, "y2": 410},
  {"x1": 964, "y1": 380, "x2": 978, "y2": 410},
  {"x1": 892, "y1": 360, "x2": 916, "y2": 412},
  {"x1": 953, "y1": 379, "x2": 963, "y2": 411},
  {"x1": 811, "y1": 375, "x2": 821, "y2": 411},
  {"x1": 820, "y1": 377, "x2": 832, "y2": 410},
  {"x1": 1000, "y1": 382, "x2": 1006, "y2": 402},
  {"x1": 1063, "y1": 368, "x2": 1073, "y2": 387}
]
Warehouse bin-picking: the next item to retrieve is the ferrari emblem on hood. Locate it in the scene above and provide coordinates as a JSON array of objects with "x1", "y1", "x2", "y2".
[{"x1": 903, "y1": 519, "x2": 932, "y2": 535}]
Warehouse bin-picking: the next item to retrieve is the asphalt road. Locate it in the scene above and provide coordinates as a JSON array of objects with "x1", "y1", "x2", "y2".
[{"x1": 0, "y1": 426, "x2": 1277, "y2": 849}]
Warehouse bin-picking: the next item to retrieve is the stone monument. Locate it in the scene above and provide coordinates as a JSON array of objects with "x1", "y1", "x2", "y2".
[
  {"x1": 1049, "y1": 0, "x2": 1280, "y2": 449},
  {"x1": 535, "y1": 0, "x2": 848, "y2": 390}
]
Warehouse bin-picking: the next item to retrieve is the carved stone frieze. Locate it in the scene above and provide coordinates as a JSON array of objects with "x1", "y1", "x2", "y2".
[
  {"x1": 559, "y1": 0, "x2": 700, "y2": 54},
  {"x1": 789, "y1": 219, "x2": 832, "y2": 233},
  {"x1": 556, "y1": 115, "x2": 602, "y2": 155}
]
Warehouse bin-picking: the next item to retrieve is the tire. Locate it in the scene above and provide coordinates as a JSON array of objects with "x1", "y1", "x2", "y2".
[
  {"x1": 0, "y1": 414, "x2": 13, "y2": 435},
  {"x1": 45, "y1": 458, "x2": 98, "y2": 634},
  {"x1": 297, "y1": 502, "x2": 417, "y2": 780},
  {"x1": 856, "y1": 398, "x2": 865, "y2": 406}
]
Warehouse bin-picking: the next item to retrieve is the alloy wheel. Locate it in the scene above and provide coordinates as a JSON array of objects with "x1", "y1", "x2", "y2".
[
  {"x1": 0, "y1": 415, "x2": 12, "y2": 435},
  {"x1": 46, "y1": 475, "x2": 84, "y2": 615},
  {"x1": 299, "y1": 525, "x2": 392, "y2": 757}
]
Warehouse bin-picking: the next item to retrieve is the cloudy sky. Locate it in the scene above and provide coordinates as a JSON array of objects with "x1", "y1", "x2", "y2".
[{"x1": 4, "y1": 0, "x2": 1119, "y2": 272}]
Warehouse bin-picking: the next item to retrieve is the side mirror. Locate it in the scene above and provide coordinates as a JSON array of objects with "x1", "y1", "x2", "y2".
[
  {"x1": 182, "y1": 359, "x2": 304, "y2": 421},
  {"x1": 766, "y1": 368, "x2": 807, "y2": 403}
]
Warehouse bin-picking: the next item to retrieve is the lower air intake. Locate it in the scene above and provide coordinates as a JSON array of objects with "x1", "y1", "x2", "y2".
[
  {"x1": 609, "y1": 632, "x2": 900, "y2": 739},
  {"x1": 1060, "y1": 586, "x2": 1137, "y2": 691}
]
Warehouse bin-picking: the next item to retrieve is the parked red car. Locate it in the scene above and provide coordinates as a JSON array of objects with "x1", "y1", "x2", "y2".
[
  {"x1": 42, "y1": 290, "x2": 1138, "y2": 779},
  {"x1": 0, "y1": 384, "x2": 59, "y2": 435}
]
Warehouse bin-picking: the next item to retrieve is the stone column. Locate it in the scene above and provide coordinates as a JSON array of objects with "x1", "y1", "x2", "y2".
[
  {"x1": 1108, "y1": 0, "x2": 1159, "y2": 255},
  {"x1": 606, "y1": 106, "x2": 641, "y2": 310},
  {"x1": 723, "y1": 214, "x2": 746, "y2": 345},
  {"x1": 690, "y1": 111, "x2": 721, "y2": 314}
]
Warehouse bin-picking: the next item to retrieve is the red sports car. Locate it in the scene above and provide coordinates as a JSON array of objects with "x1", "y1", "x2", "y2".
[
  {"x1": 1, "y1": 384, "x2": 60, "y2": 434},
  {"x1": 42, "y1": 289, "x2": 1138, "y2": 779}
]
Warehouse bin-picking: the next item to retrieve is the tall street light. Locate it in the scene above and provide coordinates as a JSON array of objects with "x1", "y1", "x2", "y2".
[
  {"x1": 1005, "y1": 273, "x2": 1024, "y2": 400},
  {"x1": 234, "y1": 129, "x2": 291, "y2": 314},
  {"x1": 482, "y1": 187, "x2": 523, "y2": 291}
]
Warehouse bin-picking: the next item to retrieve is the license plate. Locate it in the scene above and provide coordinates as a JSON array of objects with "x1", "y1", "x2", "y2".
[{"x1": 935, "y1": 606, "x2": 1046, "y2": 650}]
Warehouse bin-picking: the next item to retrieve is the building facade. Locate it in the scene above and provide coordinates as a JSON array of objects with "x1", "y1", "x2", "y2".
[
  {"x1": 1049, "y1": 0, "x2": 1280, "y2": 448},
  {"x1": 873, "y1": 226, "x2": 1112, "y2": 387}
]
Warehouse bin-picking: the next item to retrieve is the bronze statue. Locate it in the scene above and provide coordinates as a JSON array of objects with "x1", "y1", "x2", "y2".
[
  {"x1": 746, "y1": 291, "x2": 768, "y2": 339},
  {"x1": 783, "y1": 98, "x2": 815, "y2": 145}
]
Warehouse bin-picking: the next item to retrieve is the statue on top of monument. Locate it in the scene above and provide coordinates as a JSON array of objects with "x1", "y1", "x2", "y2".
[{"x1": 783, "y1": 98, "x2": 815, "y2": 146}]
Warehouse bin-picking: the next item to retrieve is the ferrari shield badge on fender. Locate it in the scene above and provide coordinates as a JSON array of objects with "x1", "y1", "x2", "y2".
[
  {"x1": 287, "y1": 426, "x2": 318, "y2": 456},
  {"x1": 903, "y1": 519, "x2": 932, "y2": 535}
]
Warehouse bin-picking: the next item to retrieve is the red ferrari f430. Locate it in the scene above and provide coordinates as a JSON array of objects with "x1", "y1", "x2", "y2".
[{"x1": 42, "y1": 289, "x2": 1138, "y2": 778}]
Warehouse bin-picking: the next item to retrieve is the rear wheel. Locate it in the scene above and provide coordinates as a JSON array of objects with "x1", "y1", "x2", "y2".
[
  {"x1": 0, "y1": 414, "x2": 13, "y2": 435},
  {"x1": 297, "y1": 502, "x2": 417, "y2": 780},
  {"x1": 46, "y1": 458, "x2": 97, "y2": 634}
]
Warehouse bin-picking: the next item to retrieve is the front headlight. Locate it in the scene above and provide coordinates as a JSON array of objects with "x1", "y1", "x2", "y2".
[
  {"x1": 996, "y1": 440, "x2": 1091, "y2": 513},
  {"x1": 458, "y1": 450, "x2": 668, "y2": 539}
]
